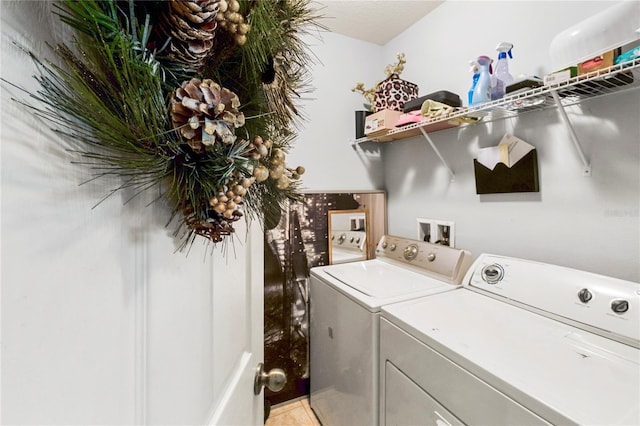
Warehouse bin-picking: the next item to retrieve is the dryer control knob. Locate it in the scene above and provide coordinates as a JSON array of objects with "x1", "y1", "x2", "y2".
[
  {"x1": 611, "y1": 299, "x2": 629, "y2": 314},
  {"x1": 382, "y1": 241, "x2": 388, "y2": 249},
  {"x1": 390, "y1": 244, "x2": 397, "y2": 251},
  {"x1": 426, "y1": 252, "x2": 436, "y2": 262},
  {"x1": 577, "y1": 288, "x2": 593, "y2": 304},
  {"x1": 481, "y1": 264, "x2": 504, "y2": 284}
]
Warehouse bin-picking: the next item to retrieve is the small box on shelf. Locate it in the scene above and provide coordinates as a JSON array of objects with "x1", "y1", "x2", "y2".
[
  {"x1": 544, "y1": 67, "x2": 578, "y2": 86},
  {"x1": 578, "y1": 49, "x2": 621, "y2": 76},
  {"x1": 364, "y1": 109, "x2": 403, "y2": 137}
]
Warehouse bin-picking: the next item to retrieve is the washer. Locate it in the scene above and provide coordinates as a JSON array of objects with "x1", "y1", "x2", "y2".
[
  {"x1": 380, "y1": 254, "x2": 640, "y2": 425},
  {"x1": 309, "y1": 235, "x2": 472, "y2": 426},
  {"x1": 330, "y1": 229, "x2": 367, "y2": 264}
]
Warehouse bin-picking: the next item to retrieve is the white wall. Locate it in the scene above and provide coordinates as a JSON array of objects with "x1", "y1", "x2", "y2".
[
  {"x1": 380, "y1": 1, "x2": 639, "y2": 281},
  {"x1": 289, "y1": 30, "x2": 385, "y2": 190},
  {"x1": 294, "y1": 1, "x2": 639, "y2": 281}
]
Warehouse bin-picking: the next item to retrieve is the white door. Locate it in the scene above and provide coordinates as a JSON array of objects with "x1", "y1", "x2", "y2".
[
  {"x1": 1, "y1": 1, "x2": 267, "y2": 424},
  {"x1": 207, "y1": 221, "x2": 265, "y2": 426},
  {"x1": 141, "y1": 211, "x2": 266, "y2": 426}
]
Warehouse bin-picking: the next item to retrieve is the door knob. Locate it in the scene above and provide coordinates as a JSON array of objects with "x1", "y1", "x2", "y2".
[{"x1": 254, "y1": 363, "x2": 287, "y2": 395}]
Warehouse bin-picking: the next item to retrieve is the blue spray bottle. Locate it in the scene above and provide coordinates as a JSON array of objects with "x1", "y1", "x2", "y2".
[
  {"x1": 491, "y1": 42, "x2": 514, "y2": 100},
  {"x1": 468, "y1": 59, "x2": 480, "y2": 106},
  {"x1": 471, "y1": 55, "x2": 492, "y2": 106}
]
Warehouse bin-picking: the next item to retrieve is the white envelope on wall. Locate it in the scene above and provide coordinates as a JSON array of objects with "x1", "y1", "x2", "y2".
[{"x1": 477, "y1": 134, "x2": 535, "y2": 170}]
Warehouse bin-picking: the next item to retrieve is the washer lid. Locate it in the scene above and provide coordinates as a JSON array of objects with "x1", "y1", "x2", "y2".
[
  {"x1": 382, "y1": 290, "x2": 640, "y2": 426},
  {"x1": 324, "y1": 259, "x2": 451, "y2": 298}
]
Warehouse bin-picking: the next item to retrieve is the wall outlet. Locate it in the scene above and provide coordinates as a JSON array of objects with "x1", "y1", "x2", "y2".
[{"x1": 417, "y1": 218, "x2": 455, "y2": 247}]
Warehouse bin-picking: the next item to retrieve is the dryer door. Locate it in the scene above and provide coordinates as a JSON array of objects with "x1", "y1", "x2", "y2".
[{"x1": 385, "y1": 361, "x2": 463, "y2": 426}]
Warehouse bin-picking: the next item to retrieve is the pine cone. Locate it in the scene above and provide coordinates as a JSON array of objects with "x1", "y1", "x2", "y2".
[
  {"x1": 156, "y1": 0, "x2": 221, "y2": 70},
  {"x1": 183, "y1": 203, "x2": 242, "y2": 243},
  {"x1": 170, "y1": 78, "x2": 245, "y2": 152}
]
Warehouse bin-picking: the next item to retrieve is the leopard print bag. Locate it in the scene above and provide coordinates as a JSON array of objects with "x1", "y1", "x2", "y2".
[{"x1": 374, "y1": 74, "x2": 419, "y2": 112}]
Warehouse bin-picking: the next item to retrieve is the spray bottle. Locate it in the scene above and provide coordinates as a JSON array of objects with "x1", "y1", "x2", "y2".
[
  {"x1": 491, "y1": 42, "x2": 514, "y2": 100},
  {"x1": 471, "y1": 55, "x2": 492, "y2": 106},
  {"x1": 468, "y1": 59, "x2": 480, "y2": 106}
]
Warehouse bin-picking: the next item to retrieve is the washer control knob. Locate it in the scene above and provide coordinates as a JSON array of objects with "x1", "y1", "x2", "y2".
[
  {"x1": 577, "y1": 288, "x2": 593, "y2": 304},
  {"x1": 356, "y1": 238, "x2": 360, "y2": 244},
  {"x1": 611, "y1": 299, "x2": 629, "y2": 314},
  {"x1": 350, "y1": 237, "x2": 355, "y2": 243},
  {"x1": 338, "y1": 234, "x2": 346, "y2": 244},
  {"x1": 426, "y1": 252, "x2": 436, "y2": 262},
  {"x1": 381, "y1": 241, "x2": 388, "y2": 249},
  {"x1": 481, "y1": 264, "x2": 504, "y2": 284},
  {"x1": 403, "y1": 244, "x2": 419, "y2": 261},
  {"x1": 390, "y1": 244, "x2": 397, "y2": 251}
]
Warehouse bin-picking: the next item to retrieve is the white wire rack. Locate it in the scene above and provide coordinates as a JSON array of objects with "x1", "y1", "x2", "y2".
[
  {"x1": 352, "y1": 58, "x2": 639, "y2": 178},
  {"x1": 353, "y1": 58, "x2": 640, "y2": 144}
]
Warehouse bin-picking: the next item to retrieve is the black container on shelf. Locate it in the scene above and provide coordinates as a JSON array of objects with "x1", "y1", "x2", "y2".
[
  {"x1": 355, "y1": 110, "x2": 372, "y2": 139},
  {"x1": 402, "y1": 91, "x2": 462, "y2": 112}
]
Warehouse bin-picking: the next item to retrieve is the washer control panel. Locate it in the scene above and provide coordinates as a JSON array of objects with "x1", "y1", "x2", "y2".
[
  {"x1": 466, "y1": 254, "x2": 640, "y2": 346},
  {"x1": 331, "y1": 230, "x2": 366, "y2": 251},
  {"x1": 376, "y1": 235, "x2": 472, "y2": 285}
]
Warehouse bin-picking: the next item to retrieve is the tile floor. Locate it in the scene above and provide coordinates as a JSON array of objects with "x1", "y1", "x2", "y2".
[{"x1": 265, "y1": 397, "x2": 321, "y2": 426}]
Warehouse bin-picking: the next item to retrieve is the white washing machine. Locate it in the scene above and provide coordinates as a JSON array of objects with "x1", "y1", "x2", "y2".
[
  {"x1": 330, "y1": 230, "x2": 367, "y2": 264},
  {"x1": 309, "y1": 235, "x2": 472, "y2": 426},
  {"x1": 380, "y1": 254, "x2": 640, "y2": 425}
]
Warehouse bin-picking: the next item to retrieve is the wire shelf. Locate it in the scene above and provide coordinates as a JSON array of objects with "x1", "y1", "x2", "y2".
[{"x1": 353, "y1": 58, "x2": 640, "y2": 144}]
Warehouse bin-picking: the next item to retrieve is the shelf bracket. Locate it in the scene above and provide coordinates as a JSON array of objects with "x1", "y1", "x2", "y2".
[
  {"x1": 418, "y1": 127, "x2": 455, "y2": 181},
  {"x1": 551, "y1": 90, "x2": 592, "y2": 176}
]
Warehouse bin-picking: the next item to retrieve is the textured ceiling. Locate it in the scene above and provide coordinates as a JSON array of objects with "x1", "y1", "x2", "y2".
[{"x1": 312, "y1": 0, "x2": 444, "y2": 46}]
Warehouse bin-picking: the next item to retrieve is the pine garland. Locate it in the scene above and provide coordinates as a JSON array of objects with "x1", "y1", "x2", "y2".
[{"x1": 4, "y1": 0, "x2": 324, "y2": 251}]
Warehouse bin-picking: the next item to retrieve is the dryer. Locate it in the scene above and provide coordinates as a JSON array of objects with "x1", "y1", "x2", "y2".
[
  {"x1": 380, "y1": 254, "x2": 640, "y2": 425},
  {"x1": 309, "y1": 235, "x2": 472, "y2": 426}
]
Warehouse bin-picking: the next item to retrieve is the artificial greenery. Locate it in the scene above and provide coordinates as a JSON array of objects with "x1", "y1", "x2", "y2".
[{"x1": 5, "y1": 0, "x2": 323, "y2": 251}]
